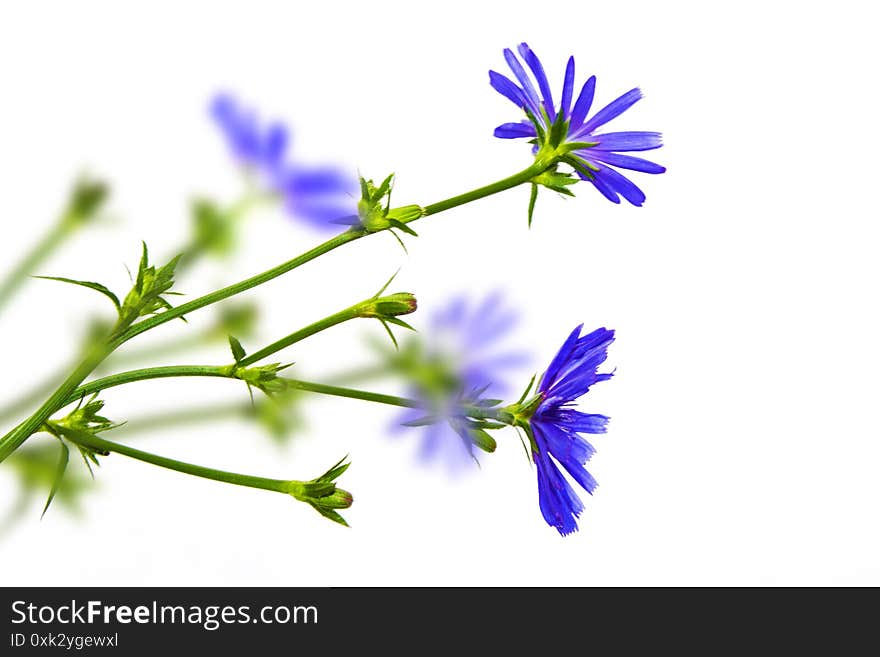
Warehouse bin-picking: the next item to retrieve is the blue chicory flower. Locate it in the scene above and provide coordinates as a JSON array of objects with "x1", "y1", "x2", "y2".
[
  {"x1": 490, "y1": 43, "x2": 665, "y2": 206},
  {"x1": 393, "y1": 293, "x2": 530, "y2": 472},
  {"x1": 529, "y1": 325, "x2": 614, "y2": 535},
  {"x1": 210, "y1": 93, "x2": 357, "y2": 231}
]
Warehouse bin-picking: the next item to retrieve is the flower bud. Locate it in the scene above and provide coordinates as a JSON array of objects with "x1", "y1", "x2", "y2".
[
  {"x1": 286, "y1": 457, "x2": 353, "y2": 526},
  {"x1": 360, "y1": 292, "x2": 418, "y2": 320}
]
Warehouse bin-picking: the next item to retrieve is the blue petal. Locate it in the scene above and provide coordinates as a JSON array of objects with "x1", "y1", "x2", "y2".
[
  {"x1": 285, "y1": 167, "x2": 356, "y2": 194},
  {"x1": 263, "y1": 123, "x2": 289, "y2": 167},
  {"x1": 534, "y1": 448, "x2": 583, "y2": 536},
  {"x1": 560, "y1": 57, "x2": 575, "y2": 120},
  {"x1": 569, "y1": 75, "x2": 596, "y2": 129},
  {"x1": 503, "y1": 48, "x2": 542, "y2": 116},
  {"x1": 589, "y1": 171, "x2": 621, "y2": 203},
  {"x1": 536, "y1": 419, "x2": 597, "y2": 465},
  {"x1": 493, "y1": 122, "x2": 537, "y2": 139},
  {"x1": 581, "y1": 88, "x2": 643, "y2": 134},
  {"x1": 539, "y1": 324, "x2": 584, "y2": 394},
  {"x1": 517, "y1": 42, "x2": 555, "y2": 117},
  {"x1": 489, "y1": 70, "x2": 528, "y2": 108},
  {"x1": 588, "y1": 151, "x2": 666, "y2": 174},
  {"x1": 594, "y1": 131, "x2": 662, "y2": 152},
  {"x1": 593, "y1": 165, "x2": 647, "y2": 206}
]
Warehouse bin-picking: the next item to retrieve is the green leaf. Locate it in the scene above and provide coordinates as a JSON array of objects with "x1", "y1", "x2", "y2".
[
  {"x1": 319, "y1": 456, "x2": 351, "y2": 483},
  {"x1": 41, "y1": 440, "x2": 69, "y2": 519},
  {"x1": 314, "y1": 507, "x2": 350, "y2": 527},
  {"x1": 527, "y1": 183, "x2": 538, "y2": 227},
  {"x1": 401, "y1": 415, "x2": 438, "y2": 427},
  {"x1": 477, "y1": 399, "x2": 503, "y2": 407},
  {"x1": 388, "y1": 219, "x2": 418, "y2": 237},
  {"x1": 388, "y1": 229, "x2": 409, "y2": 254},
  {"x1": 379, "y1": 319, "x2": 399, "y2": 350},
  {"x1": 561, "y1": 141, "x2": 598, "y2": 153},
  {"x1": 375, "y1": 173, "x2": 394, "y2": 202},
  {"x1": 383, "y1": 316, "x2": 415, "y2": 331},
  {"x1": 228, "y1": 335, "x2": 246, "y2": 363},
  {"x1": 470, "y1": 428, "x2": 497, "y2": 453},
  {"x1": 136, "y1": 241, "x2": 149, "y2": 291},
  {"x1": 34, "y1": 276, "x2": 121, "y2": 312},
  {"x1": 516, "y1": 374, "x2": 537, "y2": 405}
]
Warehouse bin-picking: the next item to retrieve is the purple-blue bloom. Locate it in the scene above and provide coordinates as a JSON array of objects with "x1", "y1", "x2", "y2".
[
  {"x1": 210, "y1": 93, "x2": 357, "y2": 231},
  {"x1": 393, "y1": 293, "x2": 529, "y2": 472},
  {"x1": 490, "y1": 43, "x2": 665, "y2": 206},
  {"x1": 529, "y1": 325, "x2": 614, "y2": 535}
]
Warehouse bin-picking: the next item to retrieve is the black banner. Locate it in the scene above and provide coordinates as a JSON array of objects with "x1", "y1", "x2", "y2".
[{"x1": 0, "y1": 587, "x2": 873, "y2": 652}]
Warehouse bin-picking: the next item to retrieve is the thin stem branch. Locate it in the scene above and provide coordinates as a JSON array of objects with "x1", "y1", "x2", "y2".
[
  {"x1": 0, "y1": 162, "x2": 546, "y2": 462},
  {"x1": 68, "y1": 431, "x2": 289, "y2": 493}
]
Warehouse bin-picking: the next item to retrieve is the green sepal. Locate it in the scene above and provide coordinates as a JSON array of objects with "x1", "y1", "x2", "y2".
[
  {"x1": 387, "y1": 205, "x2": 424, "y2": 222},
  {"x1": 401, "y1": 415, "x2": 439, "y2": 427},
  {"x1": 286, "y1": 456, "x2": 353, "y2": 527},
  {"x1": 528, "y1": 183, "x2": 538, "y2": 227},
  {"x1": 228, "y1": 335, "x2": 246, "y2": 363},
  {"x1": 388, "y1": 219, "x2": 418, "y2": 237},
  {"x1": 41, "y1": 440, "x2": 69, "y2": 519},
  {"x1": 560, "y1": 141, "x2": 599, "y2": 153},
  {"x1": 64, "y1": 177, "x2": 109, "y2": 228},
  {"x1": 120, "y1": 243, "x2": 184, "y2": 324},
  {"x1": 469, "y1": 428, "x2": 497, "y2": 453},
  {"x1": 34, "y1": 276, "x2": 121, "y2": 312},
  {"x1": 191, "y1": 198, "x2": 235, "y2": 257}
]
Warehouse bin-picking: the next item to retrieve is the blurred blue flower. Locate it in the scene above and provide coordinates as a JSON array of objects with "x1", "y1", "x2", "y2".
[
  {"x1": 528, "y1": 325, "x2": 614, "y2": 535},
  {"x1": 210, "y1": 93, "x2": 357, "y2": 231},
  {"x1": 490, "y1": 43, "x2": 665, "y2": 206},
  {"x1": 392, "y1": 293, "x2": 530, "y2": 472}
]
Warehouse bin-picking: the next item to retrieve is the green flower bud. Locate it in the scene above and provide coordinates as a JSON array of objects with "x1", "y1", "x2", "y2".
[
  {"x1": 286, "y1": 457, "x2": 353, "y2": 526},
  {"x1": 64, "y1": 177, "x2": 109, "y2": 227},
  {"x1": 360, "y1": 292, "x2": 418, "y2": 319}
]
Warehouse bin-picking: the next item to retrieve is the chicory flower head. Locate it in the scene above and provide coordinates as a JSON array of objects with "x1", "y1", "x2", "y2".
[
  {"x1": 490, "y1": 43, "x2": 665, "y2": 206},
  {"x1": 391, "y1": 293, "x2": 529, "y2": 472},
  {"x1": 210, "y1": 93, "x2": 357, "y2": 231},
  {"x1": 518, "y1": 325, "x2": 614, "y2": 535}
]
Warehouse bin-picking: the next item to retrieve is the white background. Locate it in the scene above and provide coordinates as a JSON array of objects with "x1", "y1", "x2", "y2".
[{"x1": 1, "y1": 0, "x2": 878, "y2": 586}]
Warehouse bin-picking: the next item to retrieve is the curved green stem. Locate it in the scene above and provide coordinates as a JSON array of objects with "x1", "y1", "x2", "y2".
[
  {"x1": 63, "y1": 364, "x2": 502, "y2": 424},
  {"x1": 68, "y1": 431, "x2": 288, "y2": 493},
  {"x1": 115, "y1": 160, "x2": 548, "y2": 348},
  {"x1": 113, "y1": 231, "x2": 361, "y2": 347},
  {"x1": 0, "y1": 162, "x2": 545, "y2": 462},
  {"x1": 421, "y1": 161, "x2": 548, "y2": 217},
  {"x1": 238, "y1": 299, "x2": 369, "y2": 367},
  {"x1": 67, "y1": 365, "x2": 229, "y2": 403}
]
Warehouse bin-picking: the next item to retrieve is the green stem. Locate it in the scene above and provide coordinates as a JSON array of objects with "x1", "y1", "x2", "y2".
[
  {"x1": 0, "y1": 162, "x2": 544, "y2": 462},
  {"x1": 66, "y1": 365, "x2": 230, "y2": 403},
  {"x1": 114, "y1": 231, "x2": 361, "y2": 347},
  {"x1": 284, "y1": 379, "x2": 421, "y2": 409},
  {"x1": 114, "y1": 160, "x2": 549, "y2": 348},
  {"x1": 68, "y1": 431, "x2": 288, "y2": 493},
  {"x1": 238, "y1": 300, "x2": 368, "y2": 367},
  {"x1": 0, "y1": 342, "x2": 114, "y2": 463},
  {"x1": 63, "y1": 365, "x2": 501, "y2": 423},
  {"x1": 0, "y1": 220, "x2": 72, "y2": 313},
  {"x1": 421, "y1": 161, "x2": 547, "y2": 217}
]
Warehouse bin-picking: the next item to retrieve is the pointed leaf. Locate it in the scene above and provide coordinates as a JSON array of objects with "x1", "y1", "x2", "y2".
[
  {"x1": 402, "y1": 415, "x2": 439, "y2": 427},
  {"x1": 41, "y1": 441, "x2": 69, "y2": 518},
  {"x1": 388, "y1": 229, "x2": 409, "y2": 254},
  {"x1": 388, "y1": 219, "x2": 418, "y2": 237},
  {"x1": 383, "y1": 316, "x2": 415, "y2": 331},
  {"x1": 528, "y1": 183, "x2": 538, "y2": 227},
  {"x1": 228, "y1": 335, "x2": 246, "y2": 362},
  {"x1": 34, "y1": 276, "x2": 121, "y2": 312},
  {"x1": 379, "y1": 319, "x2": 399, "y2": 350}
]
